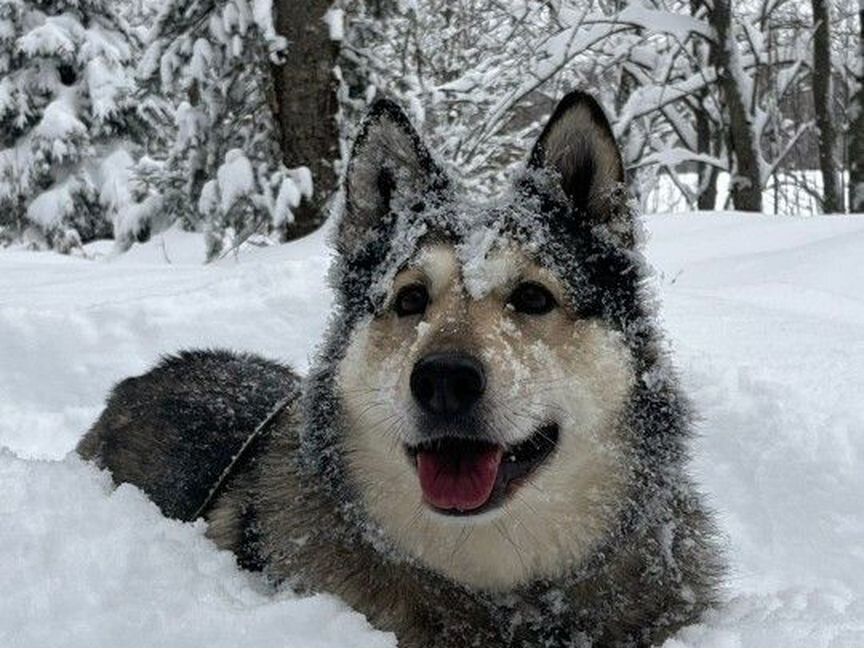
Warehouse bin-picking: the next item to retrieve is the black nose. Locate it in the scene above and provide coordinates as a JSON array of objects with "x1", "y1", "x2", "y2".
[{"x1": 410, "y1": 352, "x2": 486, "y2": 418}]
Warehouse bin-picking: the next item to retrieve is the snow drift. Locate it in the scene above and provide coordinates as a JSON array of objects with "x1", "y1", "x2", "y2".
[{"x1": 0, "y1": 213, "x2": 863, "y2": 646}]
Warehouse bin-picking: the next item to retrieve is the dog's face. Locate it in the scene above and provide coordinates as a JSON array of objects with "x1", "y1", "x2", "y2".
[{"x1": 333, "y1": 92, "x2": 637, "y2": 590}]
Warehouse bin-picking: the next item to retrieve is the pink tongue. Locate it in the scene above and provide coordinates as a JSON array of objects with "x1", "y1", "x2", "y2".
[{"x1": 417, "y1": 445, "x2": 504, "y2": 511}]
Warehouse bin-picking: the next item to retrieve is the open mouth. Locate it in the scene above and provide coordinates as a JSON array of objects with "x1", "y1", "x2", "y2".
[{"x1": 406, "y1": 424, "x2": 559, "y2": 516}]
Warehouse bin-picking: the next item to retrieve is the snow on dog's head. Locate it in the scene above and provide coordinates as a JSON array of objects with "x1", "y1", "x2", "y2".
[{"x1": 307, "y1": 92, "x2": 647, "y2": 590}]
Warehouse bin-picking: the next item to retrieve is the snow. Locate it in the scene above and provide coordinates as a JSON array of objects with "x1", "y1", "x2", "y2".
[
  {"x1": 1, "y1": 212, "x2": 864, "y2": 646},
  {"x1": 615, "y1": 3, "x2": 713, "y2": 41},
  {"x1": 272, "y1": 167, "x2": 313, "y2": 228},
  {"x1": 215, "y1": 148, "x2": 255, "y2": 213},
  {"x1": 251, "y1": 0, "x2": 284, "y2": 47},
  {"x1": 17, "y1": 16, "x2": 79, "y2": 60},
  {"x1": 34, "y1": 96, "x2": 86, "y2": 142},
  {"x1": 288, "y1": 165, "x2": 313, "y2": 199},
  {"x1": 324, "y1": 9, "x2": 344, "y2": 42},
  {"x1": 1, "y1": 1, "x2": 143, "y2": 247},
  {"x1": 0, "y1": 450, "x2": 393, "y2": 648},
  {"x1": 190, "y1": 37, "x2": 214, "y2": 82},
  {"x1": 459, "y1": 221, "x2": 509, "y2": 299},
  {"x1": 273, "y1": 176, "x2": 300, "y2": 227},
  {"x1": 25, "y1": 175, "x2": 79, "y2": 228},
  {"x1": 95, "y1": 148, "x2": 135, "y2": 213},
  {"x1": 85, "y1": 57, "x2": 132, "y2": 120}
]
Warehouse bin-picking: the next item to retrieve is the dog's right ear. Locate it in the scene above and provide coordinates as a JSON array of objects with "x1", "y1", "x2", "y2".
[
  {"x1": 525, "y1": 91, "x2": 629, "y2": 243},
  {"x1": 340, "y1": 100, "x2": 444, "y2": 255}
]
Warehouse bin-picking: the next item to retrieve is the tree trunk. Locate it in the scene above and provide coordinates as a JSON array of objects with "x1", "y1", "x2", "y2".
[
  {"x1": 850, "y1": 0, "x2": 864, "y2": 212},
  {"x1": 691, "y1": 0, "x2": 719, "y2": 211},
  {"x1": 692, "y1": 69, "x2": 721, "y2": 211},
  {"x1": 812, "y1": 0, "x2": 842, "y2": 213},
  {"x1": 272, "y1": 0, "x2": 340, "y2": 239},
  {"x1": 708, "y1": 0, "x2": 763, "y2": 212},
  {"x1": 695, "y1": 104, "x2": 720, "y2": 210}
]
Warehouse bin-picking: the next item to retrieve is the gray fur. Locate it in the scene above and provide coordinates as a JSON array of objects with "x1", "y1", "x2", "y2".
[
  {"x1": 78, "y1": 92, "x2": 723, "y2": 647},
  {"x1": 78, "y1": 349, "x2": 299, "y2": 523}
]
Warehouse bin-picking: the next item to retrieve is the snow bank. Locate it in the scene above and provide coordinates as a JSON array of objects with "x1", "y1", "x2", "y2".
[
  {"x1": 646, "y1": 213, "x2": 864, "y2": 647},
  {"x1": 0, "y1": 224, "x2": 331, "y2": 458},
  {"x1": 0, "y1": 451, "x2": 394, "y2": 648},
  {"x1": 1, "y1": 212, "x2": 863, "y2": 646}
]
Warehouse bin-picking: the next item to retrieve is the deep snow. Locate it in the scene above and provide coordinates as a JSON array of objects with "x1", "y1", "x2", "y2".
[{"x1": 0, "y1": 213, "x2": 863, "y2": 647}]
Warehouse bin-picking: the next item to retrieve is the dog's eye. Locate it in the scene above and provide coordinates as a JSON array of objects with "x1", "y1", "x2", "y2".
[
  {"x1": 509, "y1": 282, "x2": 557, "y2": 315},
  {"x1": 395, "y1": 284, "x2": 429, "y2": 317}
]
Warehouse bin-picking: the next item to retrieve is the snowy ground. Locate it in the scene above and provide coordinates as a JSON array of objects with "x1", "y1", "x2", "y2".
[{"x1": 1, "y1": 213, "x2": 863, "y2": 647}]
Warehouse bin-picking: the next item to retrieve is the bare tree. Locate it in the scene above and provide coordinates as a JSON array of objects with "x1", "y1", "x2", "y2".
[
  {"x1": 342, "y1": 0, "x2": 840, "y2": 216},
  {"x1": 706, "y1": 0, "x2": 763, "y2": 211},
  {"x1": 691, "y1": 0, "x2": 720, "y2": 210},
  {"x1": 272, "y1": 0, "x2": 341, "y2": 237},
  {"x1": 812, "y1": 0, "x2": 843, "y2": 212}
]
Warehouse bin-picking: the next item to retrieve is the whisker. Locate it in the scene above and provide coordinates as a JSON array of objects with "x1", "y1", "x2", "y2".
[{"x1": 494, "y1": 519, "x2": 527, "y2": 577}]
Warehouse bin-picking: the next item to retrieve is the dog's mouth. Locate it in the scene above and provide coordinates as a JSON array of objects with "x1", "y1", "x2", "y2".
[{"x1": 405, "y1": 423, "x2": 559, "y2": 516}]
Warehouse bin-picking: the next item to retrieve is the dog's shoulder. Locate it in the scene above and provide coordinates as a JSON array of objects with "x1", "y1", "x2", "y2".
[{"x1": 77, "y1": 349, "x2": 299, "y2": 521}]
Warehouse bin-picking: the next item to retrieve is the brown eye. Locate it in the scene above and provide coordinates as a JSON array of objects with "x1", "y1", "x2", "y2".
[
  {"x1": 395, "y1": 284, "x2": 429, "y2": 317},
  {"x1": 509, "y1": 282, "x2": 556, "y2": 315}
]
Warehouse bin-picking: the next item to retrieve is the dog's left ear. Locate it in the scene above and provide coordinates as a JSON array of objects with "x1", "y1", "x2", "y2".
[
  {"x1": 527, "y1": 91, "x2": 627, "y2": 237},
  {"x1": 340, "y1": 99, "x2": 445, "y2": 256}
]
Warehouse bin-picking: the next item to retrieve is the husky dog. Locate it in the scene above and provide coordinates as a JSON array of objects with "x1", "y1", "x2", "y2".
[{"x1": 79, "y1": 91, "x2": 722, "y2": 647}]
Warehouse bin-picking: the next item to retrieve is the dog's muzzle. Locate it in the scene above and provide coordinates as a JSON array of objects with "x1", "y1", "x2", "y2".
[{"x1": 406, "y1": 351, "x2": 558, "y2": 515}]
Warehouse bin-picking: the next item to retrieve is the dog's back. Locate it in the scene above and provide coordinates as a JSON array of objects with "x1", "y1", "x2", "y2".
[{"x1": 78, "y1": 349, "x2": 298, "y2": 521}]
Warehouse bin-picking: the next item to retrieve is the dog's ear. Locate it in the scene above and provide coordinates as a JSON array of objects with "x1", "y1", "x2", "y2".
[
  {"x1": 340, "y1": 99, "x2": 444, "y2": 255},
  {"x1": 527, "y1": 91, "x2": 626, "y2": 235}
]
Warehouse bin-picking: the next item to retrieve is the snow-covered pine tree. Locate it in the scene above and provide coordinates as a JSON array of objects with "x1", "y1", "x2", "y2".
[
  {"x1": 0, "y1": 0, "x2": 146, "y2": 251},
  {"x1": 139, "y1": 0, "x2": 312, "y2": 260}
]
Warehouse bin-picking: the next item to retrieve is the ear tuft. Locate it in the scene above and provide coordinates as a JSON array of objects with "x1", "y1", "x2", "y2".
[
  {"x1": 340, "y1": 99, "x2": 444, "y2": 255},
  {"x1": 528, "y1": 91, "x2": 625, "y2": 221}
]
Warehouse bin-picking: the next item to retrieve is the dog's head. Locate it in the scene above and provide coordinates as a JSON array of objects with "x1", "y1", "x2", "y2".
[{"x1": 321, "y1": 92, "x2": 645, "y2": 590}]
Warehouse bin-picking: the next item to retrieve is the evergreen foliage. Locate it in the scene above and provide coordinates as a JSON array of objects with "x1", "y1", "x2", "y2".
[
  {"x1": 138, "y1": 0, "x2": 311, "y2": 260},
  {"x1": 0, "y1": 0, "x2": 146, "y2": 250}
]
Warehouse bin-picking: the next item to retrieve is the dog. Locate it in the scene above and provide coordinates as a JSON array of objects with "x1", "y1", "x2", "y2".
[{"x1": 78, "y1": 90, "x2": 722, "y2": 647}]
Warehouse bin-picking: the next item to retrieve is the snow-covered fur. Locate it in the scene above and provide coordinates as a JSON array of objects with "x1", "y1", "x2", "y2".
[
  {"x1": 78, "y1": 91, "x2": 722, "y2": 647},
  {"x1": 79, "y1": 350, "x2": 299, "y2": 523}
]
